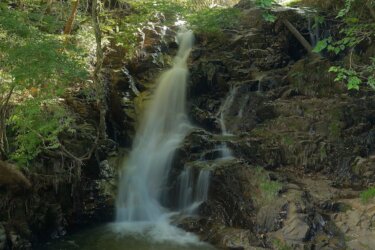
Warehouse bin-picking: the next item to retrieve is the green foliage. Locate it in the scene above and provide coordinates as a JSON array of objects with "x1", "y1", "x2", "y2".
[
  {"x1": 336, "y1": 0, "x2": 354, "y2": 18},
  {"x1": 0, "y1": 7, "x2": 88, "y2": 88},
  {"x1": 260, "y1": 180, "x2": 282, "y2": 198},
  {"x1": 186, "y1": 7, "x2": 241, "y2": 35},
  {"x1": 28, "y1": 11, "x2": 65, "y2": 34},
  {"x1": 360, "y1": 187, "x2": 375, "y2": 203},
  {"x1": 1, "y1": 0, "x2": 243, "y2": 163},
  {"x1": 313, "y1": 23, "x2": 375, "y2": 55},
  {"x1": 313, "y1": 15, "x2": 325, "y2": 28},
  {"x1": 313, "y1": 0, "x2": 375, "y2": 90},
  {"x1": 256, "y1": 0, "x2": 274, "y2": 8},
  {"x1": 255, "y1": 0, "x2": 276, "y2": 22},
  {"x1": 255, "y1": 167, "x2": 282, "y2": 202},
  {"x1": 329, "y1": 66, "x2": 361, "y2": 90},
  {"x1": 0, "y1": 6, "x2": 88, "y2": 164},
  {"x1": 9, "y1": 100, "x2": 75, "y2": 165},
  {"x1": 110, "y1": 0, "x2": 241, "y2": 59},
  {"x1": 324, "y1": 58, "x2": 375, "y2": 91},
  {"x1": 273, "y1": 239, "x2": 292, "y2": 250},
  {"x1": 110, "y1": 0, "x2": 186, "y2": 59}
]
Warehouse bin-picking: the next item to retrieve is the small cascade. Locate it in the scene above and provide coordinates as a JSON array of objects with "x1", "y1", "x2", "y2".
[
  {"x1": 177, "y1": 168, "x2": 211, "y2": 214},
  {"x1": 115, "y1": 28, "x2": 211, "y2": 243},
  {"x1": 122, "y1": 67, "x2": 140, "y2": 96},
  {"x1": 216, "y1": 86, "x2": 238, "y2": 158},
  {"x1": 195, "y1": 169, "x2": 210, "y2": 202},
  {"x1": 307, "y1": 14, "x2": 320, "y2": 47},
  {"x1": 237, "y1": 95, "x2": 249, "y2": 118},
  {"x1": 178, "y1": 168, "x2": 193, "y2": 211}
]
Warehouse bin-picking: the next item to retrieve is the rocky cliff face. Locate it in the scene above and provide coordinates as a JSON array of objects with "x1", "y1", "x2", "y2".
[
  {"x1": 2, "y1": 2, "x2": 375, "y2": 250},
  {"x1": 173, "y1": 2, "x2": 375, "y2": 249},
  {"x1": 0, "y1": 12, "x2": 180, "y2": 250},
  {"x1": 0, "y1": 140, "x2": 118, "y2": 249}
]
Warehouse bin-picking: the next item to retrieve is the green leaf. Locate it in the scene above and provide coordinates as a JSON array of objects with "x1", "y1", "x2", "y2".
[
  {"x1": 262, "y1": 12, "x2": 276, "y2": 22},
  {"x1": 347, "y1": 76, "x2": 361, "y2": 90},
  {"x1": 329, "y1": 66, "x2": 339, "y2": 73},
  {"x1": 368, "y1": 76, "x2": 375, "y2": 90},
  {"x1": 313, "y1": 39, "x2": 328, "y2": 53}
]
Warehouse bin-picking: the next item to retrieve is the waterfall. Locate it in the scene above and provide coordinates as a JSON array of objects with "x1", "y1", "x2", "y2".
[
  {"x1": 177, "y1": 168, "x2": 211, "y2": 214},
  {"x1": 216, "y1": 86, "x2": 237, "y2": 158},
  {"x1": 307, "y1": 15, "x2": 320, "y2": 47},
  {"x1": 115, "y1": 29, "x2": 210, "y2": 243}
]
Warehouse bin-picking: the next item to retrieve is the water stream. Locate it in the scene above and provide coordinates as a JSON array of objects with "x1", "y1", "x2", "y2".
[
  {"x1": 115, "y1": 28, "x2": 210, "y2": 244},
  {"x1": 216, "y1": 86, "x2": 237, "y2": 158},
  {"x1": 41, "y1": 224, "x2": 214, "y2": 250},
  {"x1": 41, "y1": 28, "x2": 213, "y2": 250}
]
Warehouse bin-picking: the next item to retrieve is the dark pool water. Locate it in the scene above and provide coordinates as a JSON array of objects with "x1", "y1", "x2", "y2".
[{"x1": 40, "y1": 223, "x2": 215, "y2": 250}]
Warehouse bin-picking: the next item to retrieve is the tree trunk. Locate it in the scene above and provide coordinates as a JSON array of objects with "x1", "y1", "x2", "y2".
[
  {"x1": 64, "y1": 0, "x2": 80, "y2": 35},
  {"x1": 92, "y1": 0, "x2": 107, "y2": 139},
  {"x1": 0, "y1": 86, "x2": 14, "y2": 160},
  {"x1": 282, "y1": 19, "x2": 313, "y2": 55}
]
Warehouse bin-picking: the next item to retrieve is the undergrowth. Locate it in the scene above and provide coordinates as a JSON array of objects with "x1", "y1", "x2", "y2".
[
  {"x1": 254, "y1": 167, "x2": 282, "y2": 203},
  {"x1": 360, "y1": 187, "x2": 375, "y2": 203},
  {"x1": 0, "y1": 3, "x2": 88, "y2": 165},
  {"x1": 111, "y1": 0, "x2": 241, "y2": 59}
]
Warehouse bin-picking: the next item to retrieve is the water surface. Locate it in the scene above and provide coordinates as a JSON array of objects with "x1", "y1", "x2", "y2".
[{"x1": 41, "y1": 224, "x2": 215, "y2": 250}]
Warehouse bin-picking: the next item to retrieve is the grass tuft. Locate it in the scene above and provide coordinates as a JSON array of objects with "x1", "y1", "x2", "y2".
[{"x1": 360, "y1": 187, "x2": 375, "y2": 204}]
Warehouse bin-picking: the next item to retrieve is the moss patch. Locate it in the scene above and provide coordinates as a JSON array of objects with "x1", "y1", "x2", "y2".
[
  {"x1": 360, "y1": 187, "x2": 375, "y2": 204},
  {"x1": 272, "y1": 239, "x2": 293, "y2": 250},
  {"x1": 253, "y1": 167, "x2": 282, "y2": 204}
]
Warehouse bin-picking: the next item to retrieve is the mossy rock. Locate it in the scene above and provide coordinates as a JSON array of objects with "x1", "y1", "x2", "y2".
[{"x1": 287, "y1": 58, "x2": 344, "y2": 97}]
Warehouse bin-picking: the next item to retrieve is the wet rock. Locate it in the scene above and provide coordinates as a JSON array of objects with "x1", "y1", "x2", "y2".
[
  {"x1": 333, "y1": 199, "x2": 375, "y2": 250},
  {"x1": 174, "y1": 128, "x2": 222, "y2": 164},
  {"x1": 255, "y1": 104, "x2": 277, "y2": 122},
  {"x1": 280, "y1": 213, "x2": 309, "y2": 242},
  {"x1": 189, "y1": 60, "x2": 229, "y2": 97},
  {"x1": 80, "y1": 178, "x2": 116, "y2": 224},
  {"x1": 256, "y1": 200, "x2": 286, "y2": 233},
  {"x1": 190, "y1": 105, "x2": 221, "y2": 132},
  {"x1": 97, "y1": 139, "x2": 118, "y2": 160},
  {"x1": 287, "y1": 58, "x2": 343, "y2": 97},
  {"x1": 351, "y1": 156, "x2": 375, "y2": 187},
  {"x1": 215, "y1": 228, "x2": 261, "y2": 250},
  {"x1": 99, "y1": 160, "x2": 115, "y2": 179},
  {"x1": 9, "y1": 231, "x2": 31, "y2": 250},
  {"x1": 178, "y1": 1, "x2": 375, "y2": 249},
  {"x1": 177, "y1": 160, "x2": 260, "y2": 246}
]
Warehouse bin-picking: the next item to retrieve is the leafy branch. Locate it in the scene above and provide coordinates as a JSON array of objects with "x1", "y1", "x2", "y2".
[{"x1": 313, "y1": 0, "x2": 375, "y2": 90}]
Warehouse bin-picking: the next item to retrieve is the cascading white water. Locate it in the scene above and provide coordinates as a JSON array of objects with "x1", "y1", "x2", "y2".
[
  {"x1": 115, "y1": 29, "x2": 210, "y2": 244},
  {"x1": 216, "y1": 86, "x2": 238, "y2": 158},
  {"x1": 177, "y1": 168, "x2": 210, "y2": 214},
  {"x1": 195, "y1": 169, "x2": 210, "y2": 202},
  {"x1": 178, "y1": 169, "x2": 194, "y2": 210},
  {"x1": 116, "y1": 29, "x2": 194, "y2": 222},
  {"x1": 237, "y1": 95, "x2": 249, "y2": 118}
]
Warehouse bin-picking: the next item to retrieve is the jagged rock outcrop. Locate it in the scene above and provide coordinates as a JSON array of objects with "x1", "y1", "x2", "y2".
[
  {"x1": 4, "y1": 0, "x2": 375, "y2": 249},
  {"x1": 175, "y1": 2, "x2": 375, "y2": 249}
]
